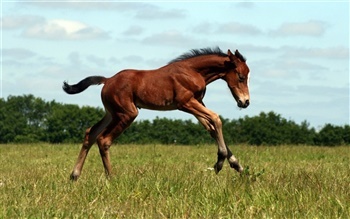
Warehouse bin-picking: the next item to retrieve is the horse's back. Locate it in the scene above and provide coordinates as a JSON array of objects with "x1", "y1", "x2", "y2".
[{"x1": 101, "y1": 68, "x2": 177, "y2": 110}]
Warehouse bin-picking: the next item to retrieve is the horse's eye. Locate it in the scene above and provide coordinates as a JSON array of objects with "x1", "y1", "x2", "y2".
[{"x1": 238, "y1": 74, "x2": 245, "y2": 82}]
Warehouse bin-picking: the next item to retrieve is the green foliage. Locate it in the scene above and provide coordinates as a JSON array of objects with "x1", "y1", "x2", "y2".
[
  {"x1": 230, "y1": 112, "x2": 317, "y2": 145},
  {"x1": 0, "y1": 95, "x2": 48, "y2": 143},
  {"x1": 120, "y1": 117, "x2": 211, "y2": 145},
  {"x1": 0, "y1": 95, "x2": 348, "y2": 146},
  {"x1": 314, "y1": 124, "x2": 349, "y2": 146},
  {"x1": 0, "y1": 95, "x2": 104, "y2": 144}
]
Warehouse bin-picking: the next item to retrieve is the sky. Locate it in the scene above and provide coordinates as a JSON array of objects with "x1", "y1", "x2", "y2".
[{"x1": 1, "y1": 0, "x2": 349, "y2": 129}]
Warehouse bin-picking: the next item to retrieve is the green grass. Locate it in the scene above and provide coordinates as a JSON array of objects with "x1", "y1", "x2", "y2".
[{"x1": 1, "y1": 144, "x2": 349, "y2": 218}]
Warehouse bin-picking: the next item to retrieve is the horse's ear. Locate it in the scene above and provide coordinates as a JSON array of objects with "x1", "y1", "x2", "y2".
[
  {"x1": 228, "y1": 49, "x2": 239, "y2": 64},
  {"x1": 228, "y1": 49, "x2": 234, "y2": 60},
  {"x1": 235, "y1": 50, "x2": 246, "y2": 62},
  {"x1": 225, "y1": 50, "x2": 236, "y2": 67}
]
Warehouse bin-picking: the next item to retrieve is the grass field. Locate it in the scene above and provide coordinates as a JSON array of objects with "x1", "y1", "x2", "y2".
[{"x1": 1, "y1": 144, "x2": 349, "y2": 218}]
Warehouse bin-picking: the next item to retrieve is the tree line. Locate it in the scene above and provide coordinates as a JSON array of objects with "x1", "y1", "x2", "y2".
[{"x1": 0, "y1": 95, "x2": 349, "y2": 146}]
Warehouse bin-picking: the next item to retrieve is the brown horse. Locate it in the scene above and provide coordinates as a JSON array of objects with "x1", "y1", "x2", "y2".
[{"x1": 63, "y1": 47, "x2": 250, "y2": 181}]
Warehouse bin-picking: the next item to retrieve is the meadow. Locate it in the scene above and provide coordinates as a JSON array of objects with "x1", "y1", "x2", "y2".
[{"x1": 1, "y1": 144, "x2": 349, "y2": 218}]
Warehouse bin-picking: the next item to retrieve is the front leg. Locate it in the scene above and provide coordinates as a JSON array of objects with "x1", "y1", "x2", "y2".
[
  {"x1": 181, "y1": 98, "x2": 243, "y2": 173},
  {"x1": 226, "y1": 146, "x2": 244, "y2": 173},
  {"x1": 195, "y1": 115, "x2": 227, "y2": 173}
]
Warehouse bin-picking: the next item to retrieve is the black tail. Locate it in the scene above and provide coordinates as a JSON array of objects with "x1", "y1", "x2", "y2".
[{"x1": 63, "y1": 76, "x2": 107, "y2": 94}]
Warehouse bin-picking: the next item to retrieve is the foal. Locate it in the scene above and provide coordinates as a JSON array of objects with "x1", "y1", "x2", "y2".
[{"x1": 63, "y1": 47, "x2": 250, "y2": 181}]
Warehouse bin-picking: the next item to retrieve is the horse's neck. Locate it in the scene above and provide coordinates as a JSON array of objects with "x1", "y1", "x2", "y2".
[{"x1": 190, "y1": 56, "x2": 228, "y2": 84}]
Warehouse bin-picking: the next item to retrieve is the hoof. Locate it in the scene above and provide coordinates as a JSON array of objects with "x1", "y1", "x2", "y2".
[
  {"x1": 230, "y1": 162, "x2": 244, "y2": 173},
  {"x1": 213, "y1": 162, "x2": 223, "y2": 174},
  {"x1": 70, "y1": 173, "x2": 79, "y2": 181}
]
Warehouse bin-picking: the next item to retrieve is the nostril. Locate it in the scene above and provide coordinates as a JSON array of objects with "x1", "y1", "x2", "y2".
[{"x1": 237, "y1": 99, "x2": 249, "y2": 108}]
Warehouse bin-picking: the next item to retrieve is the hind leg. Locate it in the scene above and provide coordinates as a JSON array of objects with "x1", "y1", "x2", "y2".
[
  {"x1": 97, "y1": 110, "x2": 138, "y2": 177},
  {"x1": 70, "y1": 113, "x2": 112, "y2": 181}
]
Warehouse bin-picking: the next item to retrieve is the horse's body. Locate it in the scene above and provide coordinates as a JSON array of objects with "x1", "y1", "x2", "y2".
[{"x1": 63, "y1": 47, "x2": 250, "y2": 181}]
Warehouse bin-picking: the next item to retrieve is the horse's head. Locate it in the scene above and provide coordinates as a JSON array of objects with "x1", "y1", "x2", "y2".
[{"x1": 223, "y1": 49, "x2": 250, "y2": 108}]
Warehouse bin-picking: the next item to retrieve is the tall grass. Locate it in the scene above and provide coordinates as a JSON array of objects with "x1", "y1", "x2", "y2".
[{"x1": 1, "y1": 144, "x2": 349, "y2": 218}]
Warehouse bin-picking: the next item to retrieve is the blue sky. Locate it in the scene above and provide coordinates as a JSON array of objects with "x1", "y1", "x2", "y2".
[{"x1": 1, "y1": 1, "x2": 349, "y2": 129}]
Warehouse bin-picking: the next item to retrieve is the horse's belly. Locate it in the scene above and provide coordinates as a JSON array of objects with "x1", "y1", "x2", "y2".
[
  {"x1": 136, "y1": 102, "x2": 177, "y2": 111},
  {"x1": 133, "y1": 75, "x2": 179, "y2": 110},
  {"x1": 135, "y1": 96, "x2": 178, "y2": 111}
]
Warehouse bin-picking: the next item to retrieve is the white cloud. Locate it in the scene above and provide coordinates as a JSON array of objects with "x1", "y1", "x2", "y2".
[
  {"x1": 22, "y1": 19, "x2": 109, "y2": 40},
  {"x1": 235, "y1": 2, "x2": 255, "y2": 9},
  {"x1": 2, "y1": 48, "x2": 37, "y2": 59},
  {"x1": 280, "y1": 46, "x2": 349, "y2": 59},
  {"x1": 217, "y1": 22, "x2": 262, "y2": 35},
  {"x1": 86, "y1": 55, "x2": 106, "y2": 67},
  {"x1": 192, "y1": 22, "x2": 215, "y2": 34},
  {"x1": 122, "y1": 55, "x2": 144, "y2": 64},
  {"x1": 135, "y1": 8, "x2": 186, "y2": 19},
  {"x1": 283, "y1": 60, "x2": 327, "y2": 70},
  {"x1": 262, "y1": 68, "x2": 291, "y2": 78},
  {"x1": 271, "y1": 20, "x2": 327, "y2": 37},
  {"x1": 68, "y1": 52, "x2": 82, "y2": 67},
  {"x1": 23, "y1": 2, "x2": 185, "y2": 20},
  {"x1": 142, "y1": 31, "x2": 197, "y2": 48},
  {"x1": 122, "y1": 26, "x2": 144, "y2": 36},
  {"x1": 193, "y1": 21, "x2": 262, "y2": 36},
  {"x1": 249, "y1": 56, "x2": 329, "y2": 82},
  {"x1": 1, "y1": 15, "x2": 44, "y2": 29},
  {"x1": 22, "y1": 2, "x2": 149, "y2": 11}
]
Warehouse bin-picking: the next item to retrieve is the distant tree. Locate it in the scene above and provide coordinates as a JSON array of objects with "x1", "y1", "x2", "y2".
[
  {"x1": 230, "y1": 112, "x2": 317, "y2": 146},
  {"x1": 120, "y1": 120, "x2": 154, "y2": 144},
  {"x1": 0, "y1": 95, "x2": 48, "y2": 143},
  {"x1": 120, "y1": 118, "x2": 211, "y2": 145},
  {"x1": 44, "y1": 101, "x2": 104, "y2": 143},
  {"x1": 0, "y1": 94, "x2": 348, "y2": 146},
  {"x1": 314, "y1": 124, "x2": 346, "y2": 146},
  {"x1": 342, "y1": 125, "x2": 350, "y2": 144},
  {"x1": 291, "y1": 121, "x2": 316, "y2": 145}
]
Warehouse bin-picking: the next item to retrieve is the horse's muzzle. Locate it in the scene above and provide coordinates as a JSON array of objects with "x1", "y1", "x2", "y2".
[{"x1": 238, "y1": 99, "x2": 250, "y2": 108}]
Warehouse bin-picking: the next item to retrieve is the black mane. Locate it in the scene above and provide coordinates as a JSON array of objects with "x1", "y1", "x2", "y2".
[{"x1": 169, "y1": 47, "x2": 227, "y2": 64}]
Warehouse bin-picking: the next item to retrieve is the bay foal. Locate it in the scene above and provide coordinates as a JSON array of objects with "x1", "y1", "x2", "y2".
[{"x1": 63, "y1": 47, "x2": 250, "y2": 181}]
